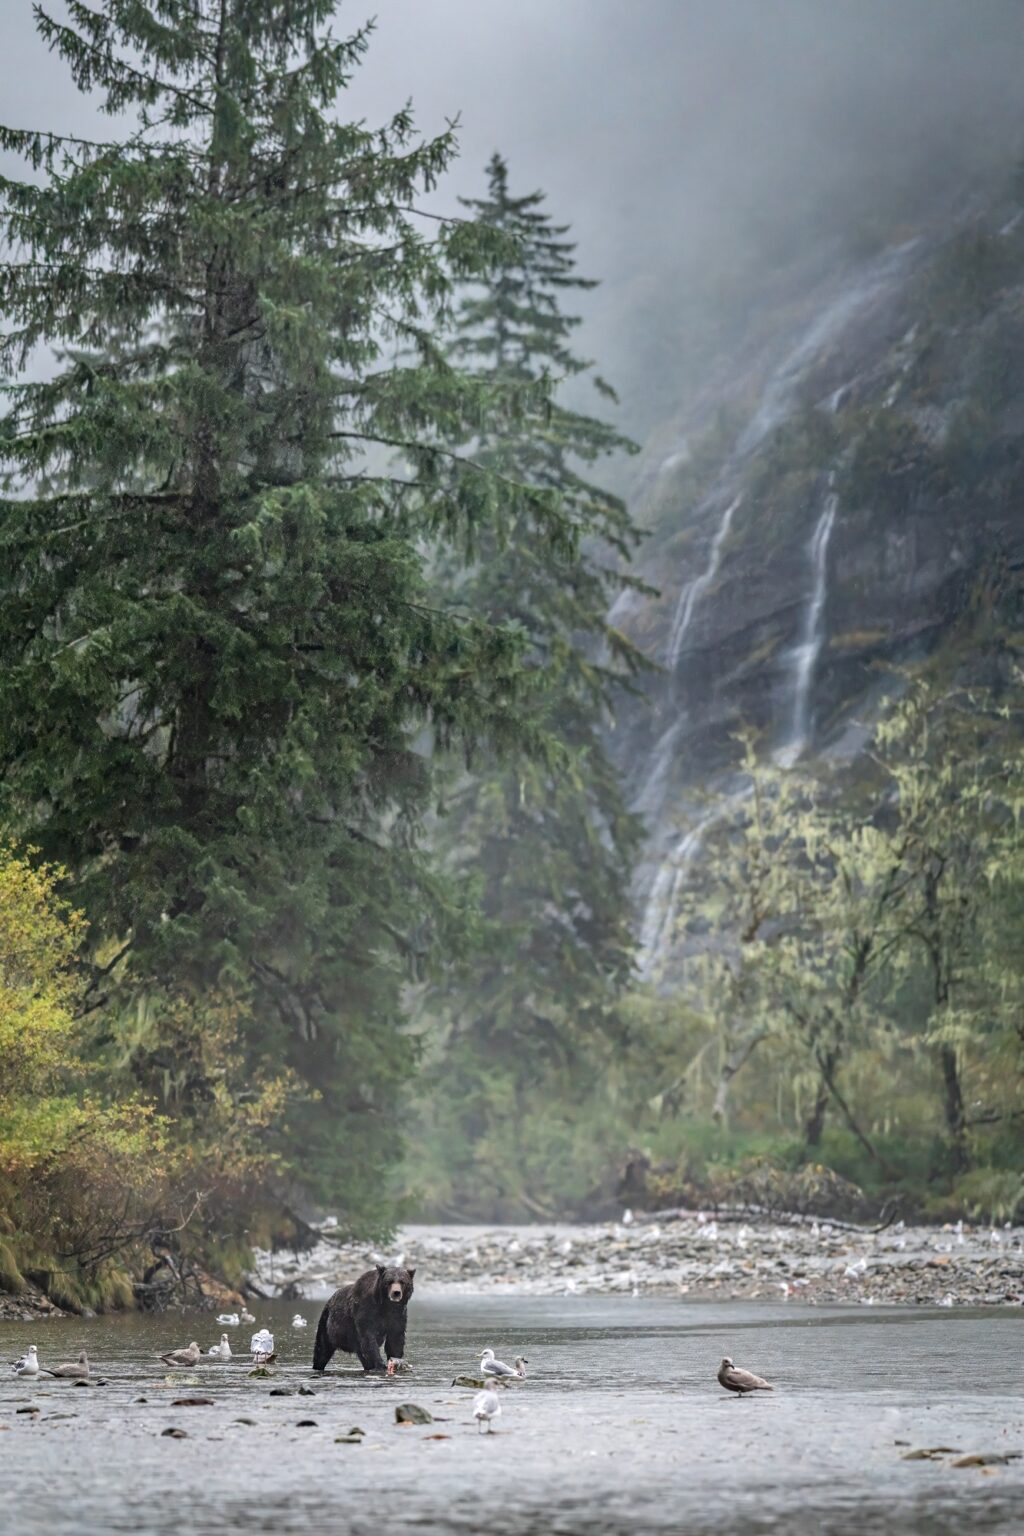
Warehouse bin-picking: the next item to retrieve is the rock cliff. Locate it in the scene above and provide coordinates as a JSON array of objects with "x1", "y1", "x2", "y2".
[{"x1": 614, "y1": 190, "x2": 1024, "y2": 976}]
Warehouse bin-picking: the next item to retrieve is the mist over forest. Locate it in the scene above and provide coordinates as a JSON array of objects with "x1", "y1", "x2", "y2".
[{"x1": 2, "y1": 0, "x2": 1024, "y2": 1322}]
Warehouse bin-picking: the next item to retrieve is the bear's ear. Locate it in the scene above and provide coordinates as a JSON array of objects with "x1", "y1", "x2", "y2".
[
  {"x1": 406, "y1": 1268, "x2": 416, "y2": 1280},
  {"x1": 375, "y1": 1263, "x2": 386, "y2": 1275}
]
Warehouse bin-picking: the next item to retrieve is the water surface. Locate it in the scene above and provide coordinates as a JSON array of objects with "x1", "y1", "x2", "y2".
[{"x1": 1, "y1": 1297, "x2": 1021, "y2": 1534}]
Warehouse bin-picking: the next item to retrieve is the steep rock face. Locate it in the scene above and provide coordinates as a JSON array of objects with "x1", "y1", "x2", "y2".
[{"x1": 615, "y1": 199, "x2": 1024, "y2": 977}]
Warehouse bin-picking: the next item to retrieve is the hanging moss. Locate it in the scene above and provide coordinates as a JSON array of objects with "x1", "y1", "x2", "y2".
[{"x1": 0, "y1": 1239, "x2": 25, "y2": 1294}]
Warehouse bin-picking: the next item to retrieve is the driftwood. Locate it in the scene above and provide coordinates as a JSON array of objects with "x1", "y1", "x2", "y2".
[{"x1": 635, "y1": 1199, "x2": 902, "y2": 1235}]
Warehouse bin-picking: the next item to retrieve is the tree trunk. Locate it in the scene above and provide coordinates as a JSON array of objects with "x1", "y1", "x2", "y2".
[
  {"x1": 711, "y1": 1030, "x2": 770, "y2": 1127},
  {"x1": 804, "y1": 1082, "x2": 830, "y2": 1148},
  {"x1": 940, "y1": 1042, "x2": 968, "y2": 1173}
]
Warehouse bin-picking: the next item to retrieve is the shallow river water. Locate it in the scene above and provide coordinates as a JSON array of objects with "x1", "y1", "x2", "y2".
[{"x1": 1, "y1": 1296, "x2": 1022, "y2": 1535}]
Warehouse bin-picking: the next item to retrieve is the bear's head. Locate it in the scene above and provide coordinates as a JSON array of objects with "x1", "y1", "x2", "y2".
[{"x1": 375, "y1": 1264, "x2": 415, "y2": 1306}]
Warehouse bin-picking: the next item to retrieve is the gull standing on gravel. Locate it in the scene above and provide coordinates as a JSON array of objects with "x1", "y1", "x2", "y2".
[
  {"x1": 473, "y1": 1389, "x2": 502, "y2": 1433},
  {"x1": 480, "y1": 1348, "x2": 518, "y2": 1378},
  {"x1": 160, "y1": 1341, "x2": 201, "y2": 1368},
  {"x1": 12, "y1": 1345, "x2": 40, "y2": 1376},
  {"x1": 43, "y1": 1351, "x2": 90, "y2": 1380},
  {"x1": 207, "y1": 1333, "x2": 232, "y2": 1359},
  {"x1": 717, "y1": 1356, "x2": 773, "y2": 1396},
  {"x1": 250, "y1": 1328, "x2": 275, "y2": 1364}
]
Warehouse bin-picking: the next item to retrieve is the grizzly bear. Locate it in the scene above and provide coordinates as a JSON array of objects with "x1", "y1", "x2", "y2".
[{"x1": 312, "y1": 1264, "x2": 416, "y2": 1374}]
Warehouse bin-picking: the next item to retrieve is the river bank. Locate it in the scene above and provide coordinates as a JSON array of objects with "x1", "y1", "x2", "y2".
[{"x1": 253, "y1": 1214, "x2": 1024, "y2": 1309}]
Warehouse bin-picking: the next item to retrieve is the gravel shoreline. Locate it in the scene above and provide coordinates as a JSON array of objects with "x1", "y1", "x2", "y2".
[{"x1": 253, "y1": 1214, "x2": 1024, "y2": 1309}]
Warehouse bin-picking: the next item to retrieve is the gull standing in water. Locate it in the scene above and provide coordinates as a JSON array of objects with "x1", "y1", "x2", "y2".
[
  {"x1": 717, "y1": 1356, "x2": 773, "y2": 1396},
  {"x1": 250, "y1": 1328, "x2": 275, "y2": 1364},
  {"x1": 207, "y1": 1334, "x2": 232, "y2": 1359},
  {"x1": 240, "y1": 1308, "x2": 255, "y2": 1324},
  {"x1": 43, "y1": 1351, "x2": 90, "y2": 1380},
  {"x1": 473, "y1": 1389, "x2": 502, "y2": 1433},
  {"x1": 12, "y1": 1345, "x2": 40, "y2": 1376},
  {"x1": 160, "y1": 1341, "x2": 201, "y2": 1368},
  {"x1": 513, "y1": 1357, "x2": 529, "y2": 1378},
  {"x1": 480, "y1": 1348, "x2": 518, "y2": 1378}
]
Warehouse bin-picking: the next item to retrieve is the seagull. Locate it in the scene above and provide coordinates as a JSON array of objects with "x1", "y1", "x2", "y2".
[
  {"x1": 291, "y1": 1314, "x2": 308, "y2": 1330},
  {"x1": 216, "y1": 1313, "x2": 240, "y2": 1326},
  {"x1": 513, "y1": 1357, "x2": 529, "y2": 1378},
  {"x1": 12, "y1": 1345, "x2": 40, "y2": 1377},
  {"x1": 843, "y1": 1257, "x2": 868, "y2": 1279},
  {"x1": 239, "y1": 1308, "x2": 255, "y2": 1324},
  {"x1": 207, "y1": 1334, "x2": 231, "y2": 1359},
  {"x1": 480, "y1": 1348, "x2": 517, "y2": 1378},
  {"x1": 250, "y1": 1328, "x2": 275, "y2": 1364},
  {"x1": 473, "y1": 1389, "x2": 502, "y2": 1433},
  {"x1": 160, "y1": 1341, "x2": 201, "y2": 1368},
  {"x1": 43, "y1": 1351, "x2": 90, "y2": 1380},
  {"x1": 717, "y1": 1356, "x2": 773, "y2": 1396}
]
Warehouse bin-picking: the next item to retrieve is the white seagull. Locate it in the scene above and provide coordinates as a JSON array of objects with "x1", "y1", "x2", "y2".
[
  {"x1": 250, "y1": 1328, "x2": 275, "y2": 1364},
  {"x1": 216, "y1": 1312, "x2": 240, "y2": 1326},
  {"x1": 239, "y1": 1308, "x2": 255, "y2": 1324},
  {"x1": 207, "y1": 1333, "x2": 232, "y2": 1359},
  {"x1": 291, "y1": 1314, "x2": 308, "y2": 1329},
  {"x1": 480, "y1": 1348, "x2": 517, "y2": 1378},
  {"x1": 473, "y1": 1388, "x2": 502, "y2": 1433},
  {"x1": 12, "y1": 1345, "x2": 40, "y2": 1377}
]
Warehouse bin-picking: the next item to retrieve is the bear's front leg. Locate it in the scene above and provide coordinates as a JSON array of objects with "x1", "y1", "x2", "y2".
[
  {"x1": 356, "y1": 1329, "x2": 386, "y2": 1373},
  {"x1": 385, "y1": 1315, "x2": 407, "y2": 1370}
]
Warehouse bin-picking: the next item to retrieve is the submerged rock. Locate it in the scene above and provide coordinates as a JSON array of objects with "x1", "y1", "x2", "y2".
[{"x1": 395, "y1": 1402, "x2": 432, "y2": 1425}]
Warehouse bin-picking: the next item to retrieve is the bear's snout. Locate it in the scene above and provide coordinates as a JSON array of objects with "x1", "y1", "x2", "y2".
[{"x1": 388, "y1": 1282, "x2": 404, "y2": 1302}]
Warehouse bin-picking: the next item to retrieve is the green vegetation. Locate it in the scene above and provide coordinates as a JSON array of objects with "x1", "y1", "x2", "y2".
[
  {"x1": 0, "y1": 4, "x2": 644, "y2": 1285},
  {"x1": 1, "y1": 3, "x2": 1021, "y2": 1292},
  {"x1": 619, "y1": 670, "x2": 1024, "y2": 1221},
  {"x1": 401, "y1": 155, "x2": 645, "y2": 1218}
]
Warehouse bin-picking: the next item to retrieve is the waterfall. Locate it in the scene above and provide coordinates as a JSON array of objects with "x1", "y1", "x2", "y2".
[
  {"x1": 637, "y1": 817, "x2": 711, "y2": 976},
  {"x1": 776, "y1": 488, "x2": 838, "y2": 766},
  {"x1": 736, "y1": 240, "x2": 917, "y2": 456},
  {"x1": 666, "y1": 494, "x2": 740, "y2": 668}
]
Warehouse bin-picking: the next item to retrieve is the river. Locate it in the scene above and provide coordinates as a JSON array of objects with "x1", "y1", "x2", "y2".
[{"x1": 2, "y1": 1294, "x2": 1022, "y2": 1535}]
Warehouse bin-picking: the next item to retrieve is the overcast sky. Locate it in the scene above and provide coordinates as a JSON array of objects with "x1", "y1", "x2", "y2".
[{"x1": 5, "y1": 1, "x2": 1024, "y2": 431}]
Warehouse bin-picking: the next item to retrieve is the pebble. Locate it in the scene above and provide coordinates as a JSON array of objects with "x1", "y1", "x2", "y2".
[{"x1": 252, "y1": 1218, "x2": 1023, "y2": 1309}]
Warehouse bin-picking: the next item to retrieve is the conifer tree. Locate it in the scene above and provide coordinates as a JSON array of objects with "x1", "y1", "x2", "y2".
[
  {"x1": 413, "y1": 155, "x2": 646, "y2": 1206},
  {"x1": 0, "y1": 5, "x2": 577, "y2": 1220}
]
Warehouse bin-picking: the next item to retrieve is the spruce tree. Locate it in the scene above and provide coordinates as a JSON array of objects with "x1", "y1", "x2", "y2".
[
  {"x1": 413, "y1": 155, "x2": 647, "y2": 1210},
  {"x1": 0, "y1": 5, "x2": 576, "y2": 1223}
]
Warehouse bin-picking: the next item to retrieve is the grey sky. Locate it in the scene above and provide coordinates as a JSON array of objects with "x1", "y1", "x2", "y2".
[{"x1": 5, "y1": 2, "x2": 1024, "y2": 430}]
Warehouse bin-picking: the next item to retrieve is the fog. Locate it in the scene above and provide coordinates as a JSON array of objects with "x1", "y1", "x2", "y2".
[{"x1": 5, "y1": 0, "x2": 1024, "y2": 431}]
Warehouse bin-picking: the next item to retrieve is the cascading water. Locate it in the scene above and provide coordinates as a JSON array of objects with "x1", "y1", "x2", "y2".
[
  {"x1": 775, "y1": 485, "x2": 838, "y2": 767},
  {"x1": 628, "y1": 239, "x2": 920, "y2": 974},
  {"x1": 666, "y1": 495, "x2": 740, "y2": 668},
  {"x1": 637, "y1": 815, "x2": 712, "y2": 975}
]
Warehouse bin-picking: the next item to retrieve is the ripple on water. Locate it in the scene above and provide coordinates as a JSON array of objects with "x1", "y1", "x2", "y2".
[{"x1": 1, "y1": 1297, "x2": 1023, "y2": 1535}]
